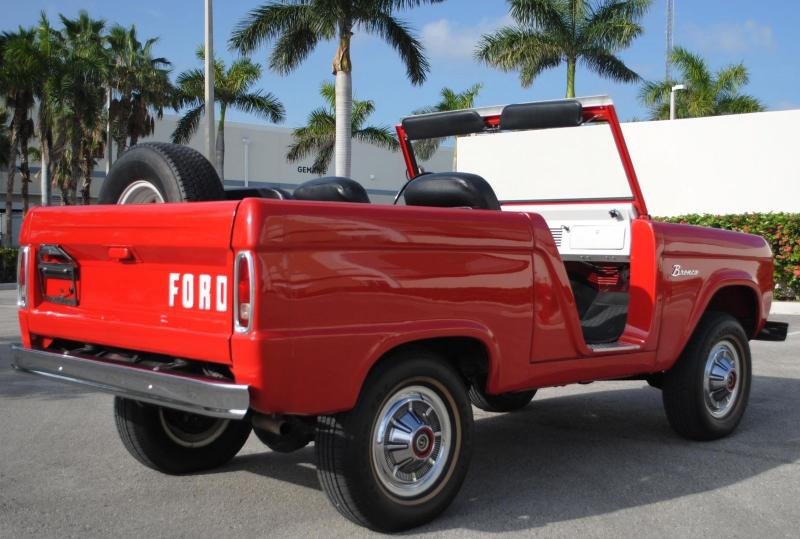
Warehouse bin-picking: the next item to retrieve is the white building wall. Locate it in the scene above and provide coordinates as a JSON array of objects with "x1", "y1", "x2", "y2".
[{"x1": 458, "y1": 109, "x2": 800, "y2": 217}]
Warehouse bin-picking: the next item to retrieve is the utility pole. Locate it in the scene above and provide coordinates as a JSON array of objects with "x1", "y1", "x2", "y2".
[
  {"x1": 665, "y1": 0, "x2": 674, "y2": 80},
  {"x1": 204, "y1": 0, "x2": 216, "y2": 169}
]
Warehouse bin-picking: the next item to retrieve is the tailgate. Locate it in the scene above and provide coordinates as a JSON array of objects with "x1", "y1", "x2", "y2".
[{"x1": 19, "y1": 201, "x2": 240, "y2": 364}]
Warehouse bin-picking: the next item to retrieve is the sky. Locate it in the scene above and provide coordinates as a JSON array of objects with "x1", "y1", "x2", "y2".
[{"x1": 4, "y1": 1, "x2": 799, "y2": 128}]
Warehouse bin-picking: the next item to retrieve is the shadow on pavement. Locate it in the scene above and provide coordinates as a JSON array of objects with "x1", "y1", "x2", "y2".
[{"x1": 213, "y1": 375, "x2": 800, "y2": 533}]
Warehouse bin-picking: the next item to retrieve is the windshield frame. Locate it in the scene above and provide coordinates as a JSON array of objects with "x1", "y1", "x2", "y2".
[{"x1": 395, "y1": 96, "x2": 649, "y2": 218}]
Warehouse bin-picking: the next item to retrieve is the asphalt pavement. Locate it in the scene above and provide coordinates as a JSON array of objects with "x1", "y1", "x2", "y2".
[{"x1": 1, "y1": 289, "x2": 798, "y2": 538}]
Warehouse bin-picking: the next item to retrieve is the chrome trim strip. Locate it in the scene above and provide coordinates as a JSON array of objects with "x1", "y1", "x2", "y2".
[{"x1": 10, "y1": 345, "x2": 250, "y2": 419}]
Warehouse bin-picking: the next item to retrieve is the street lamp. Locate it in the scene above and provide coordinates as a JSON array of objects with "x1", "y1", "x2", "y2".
[
  {"x1": 670, "y1": 84, "x2": 686, "y2": 120},
  {"x1": 242, "y1": 137, "x2": 250, "y2": 187}
]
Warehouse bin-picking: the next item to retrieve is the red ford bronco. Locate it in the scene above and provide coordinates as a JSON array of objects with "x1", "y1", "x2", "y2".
[{"x1": 12, "y1": 97, "x2": 787, "y2": 532}]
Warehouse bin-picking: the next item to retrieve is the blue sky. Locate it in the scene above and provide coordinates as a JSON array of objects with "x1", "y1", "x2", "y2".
[{"x1": 4, "y1": 1, "x2": 799, "y2": 127}]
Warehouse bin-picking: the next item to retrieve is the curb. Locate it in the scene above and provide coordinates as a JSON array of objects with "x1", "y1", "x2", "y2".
[
  {"x1": 0, "y1": 283, "x2": 16, "y2": 291},
  {"x1": 771, "y1": 301, "x2": 800, "y2": 316}
]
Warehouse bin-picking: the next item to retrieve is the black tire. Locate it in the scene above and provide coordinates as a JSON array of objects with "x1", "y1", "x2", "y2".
[
  {"x1": 315, "y1": 350, "x2": 473, "y2": 532},
  {"x1": 662, "y1": 312, "x2": 752, "y2": 441},
  {"x1": 253, "y1": 427, "x2": 311, "y2": 454},
  {"x1": 99, "y1": 142, "x2": 225, "y2": 204},
  {"x1": 468, "y1": 383, "x2": 536, "y2": 413},
  {"x1": 114, "y1": 398, "x2": 252, "y2": 474}
]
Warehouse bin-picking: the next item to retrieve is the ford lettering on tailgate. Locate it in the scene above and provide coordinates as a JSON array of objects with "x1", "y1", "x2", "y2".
[{"x1": 169, "y1": 273, "x2": 228, "y2": 312}]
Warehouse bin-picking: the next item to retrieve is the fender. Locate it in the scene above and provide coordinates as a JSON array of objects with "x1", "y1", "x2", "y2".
[{"x1": 655, "y1": 268, "x2": 762, "y2": 370}]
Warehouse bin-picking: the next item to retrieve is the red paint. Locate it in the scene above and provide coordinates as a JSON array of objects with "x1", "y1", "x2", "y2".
[{"x1": 16, "y1": 101, "x2": 778, "y2": 416}]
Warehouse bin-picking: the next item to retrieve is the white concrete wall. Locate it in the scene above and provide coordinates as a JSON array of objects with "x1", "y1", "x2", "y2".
[{"x1": 457, "y1": 109, "x2": 800, "y2": 217}]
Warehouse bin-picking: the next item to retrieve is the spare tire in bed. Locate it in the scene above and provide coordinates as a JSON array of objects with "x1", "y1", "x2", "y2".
[{"x1": 98, "y1": 143, "x2": 225, "y2": 204}]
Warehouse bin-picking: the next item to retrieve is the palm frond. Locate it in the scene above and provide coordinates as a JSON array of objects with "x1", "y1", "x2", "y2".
[
  {"x1": 230, "y1": 91, "x2": 285, "y2": 124},
  {"x1": 476, "y1": 27, "x2": 562, "y2": 87},
  {"x1": 354, "y1": 126, "x2": 398, "y2": 151},
  {"x1": 582, "y1": 0, "x2": 649, "y2": 49},
  {"x1": 361, "y1": 13, "x2": 429, "y2": 85},
  {"x1": 229, "y1": 3, "x2": 329, "y2": 54},
  {"x1": 581, "y1": 47, "x2": 640, "y2": 82},
  {"x1": 716, "y1": 95, "x2": 764, "y2": 115},
  {"x1": 269, "y1": 24, "x2": 320, "y2": 75},
  {"x1": 170, "y1": 104, "x2": 204, "y2": 144},
  {"x1": 509, "y1": 0, "x2": 568, "y2": 33}
]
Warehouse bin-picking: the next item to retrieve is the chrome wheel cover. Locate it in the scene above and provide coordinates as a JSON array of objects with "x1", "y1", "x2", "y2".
[
  {"x1": 117, "y1": 180, "x2": 165, "y2": 204},
  {"x1": 371, "y1": 385, "x2": 452, "y2": 499},
  {"x1": 703, "y1": 340, "x2": 742, "y2": 419},
  {"x1": 158, "y1": 408, "x2": 229, "y2": 449}
]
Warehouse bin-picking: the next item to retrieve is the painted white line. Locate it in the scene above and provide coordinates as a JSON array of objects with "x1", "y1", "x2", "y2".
[{"x1": 788, "y1": 330, "x2": 800, "y2": 336}]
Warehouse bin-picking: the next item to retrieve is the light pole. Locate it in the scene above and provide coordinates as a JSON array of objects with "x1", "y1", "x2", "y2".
[
  {"x1": 204, "y1": 0, "x2": 216, "y2": 169},
  {"x1": 242, "y1": 137, "x2": 250, "y2": 187},
  {"x1": 670, "y1": 84, "x2": 686, "y2": 120}
]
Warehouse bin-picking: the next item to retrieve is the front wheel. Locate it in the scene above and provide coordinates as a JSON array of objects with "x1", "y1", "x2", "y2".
[
  {"x1": 315, "y1": 350, "x2": 473, "y2": 532},
  {"x1": 662, "y1": 312, "x2": 752, "y2": 440},
  {"x1": 114, "y1": 398, "x2": 252, "y2": 474}
]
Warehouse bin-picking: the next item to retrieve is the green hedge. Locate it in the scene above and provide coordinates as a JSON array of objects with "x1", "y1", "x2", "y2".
[
  {"x1": 0, "y1": 247, "x2": 17, "y2": 283},
  {"x1": 658, "y1": 213, "x2": 800, "y2": 301}
]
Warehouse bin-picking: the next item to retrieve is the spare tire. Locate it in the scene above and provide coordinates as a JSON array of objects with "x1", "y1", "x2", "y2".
[{"x1": 99, "y1": 142, "x2": 225, "y2": 204}]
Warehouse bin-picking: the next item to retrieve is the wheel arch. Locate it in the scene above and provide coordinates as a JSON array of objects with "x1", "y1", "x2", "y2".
[
  {"x1": 656, "y1": 277, "x2": 762, "y2": 372},
  {"x1": 703, "y1": 284, "x2": 760, "y2": 338},
  {"x1": 358, "y1": 333, "x2": 496, "y2": 402}
]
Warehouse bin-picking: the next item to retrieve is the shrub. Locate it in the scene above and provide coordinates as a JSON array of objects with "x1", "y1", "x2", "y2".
[
  {"x1": 0, "y1": 247, "x2": 18, "y2": 283},
  {"x1": 657, "y1": 213, "x2": 800, "y2": 301}
]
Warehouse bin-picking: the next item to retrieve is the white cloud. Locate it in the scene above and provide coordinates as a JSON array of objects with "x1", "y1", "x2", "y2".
[
  {"x1": 421, "y1": 15, "x2": 513, "y2": 61},
  {"x1": 684, "y1": 20, "x2": 775, "y2": 54}
]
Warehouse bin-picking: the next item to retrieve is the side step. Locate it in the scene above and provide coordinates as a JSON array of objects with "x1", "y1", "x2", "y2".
[{"x1": 589, "y1": 342, "x2": 641, "y2": 353}]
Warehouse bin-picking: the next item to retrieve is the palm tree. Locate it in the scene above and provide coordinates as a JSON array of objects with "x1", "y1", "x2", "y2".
[
  {"x1": 230, "y1": 0, "x2": 442, "y2": 178},
  {"x1": 107, "y1": 24, "x2": 173, "y2": 158},
  {"x1": 639, "y1": 47, "x2": 764, "y2": 120},
  {"x1": 0, "y1": 27, "x2": 38, "y2": 244},
  {"x1": 412, "y1": 83, "x2": 482, "y2": 162},
  {"x1": 287, "y1": 82, "x2": 397, "y2": 175},
  {"x1": 172, "y1": 48, "x2": 284, "y2": 180},
  {"x1": 31, "y1": 12, "x2": 65, "y2": 206},
  {"x1": 56, "y1": 11, "x2": 108, "y2": 205},
  {"x1": 476, "y1": 0, "x2": 651, "y2": 98}
]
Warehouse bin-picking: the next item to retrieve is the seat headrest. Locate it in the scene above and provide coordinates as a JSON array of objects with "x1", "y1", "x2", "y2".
[
  {"x1": 293, "y1": 177, "x2": 370, "y2": 204},
  {"x1": 402, "y1": 172, "x2": 500, "y2": 210}
]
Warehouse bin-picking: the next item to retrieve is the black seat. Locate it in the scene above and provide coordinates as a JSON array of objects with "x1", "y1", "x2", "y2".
[
  {"x1": 225, "y1": 187, "x2": 292, "y2": 200},
  {"x1": 292, "y1": 177, "x2": 370, "y2": 203},
  {"x1": 401, "y1": 172, "x2": 501, "y2": 210}
]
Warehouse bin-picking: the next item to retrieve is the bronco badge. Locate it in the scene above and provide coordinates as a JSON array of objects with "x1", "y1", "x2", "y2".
[{"x1": 671, "y1": 264, "x2": 699, "y2": 277}]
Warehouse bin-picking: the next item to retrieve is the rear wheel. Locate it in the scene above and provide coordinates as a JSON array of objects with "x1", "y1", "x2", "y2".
[
  {"x1": 114, "y1": 398, "x2": 251, "y2": 474},
  {"x1": 99, "y1": 142, "x2": 225, "y2": 204},
  {"x1": 315, "y1": 350, "x2": 473, "y2": 532},
  {"x1": 662, "y1": 312, "x2": 752, "y2": 440}
]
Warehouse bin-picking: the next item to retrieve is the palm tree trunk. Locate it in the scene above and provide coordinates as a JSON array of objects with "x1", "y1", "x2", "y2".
[
  {"x1": 566, "y1": 58, "x2": 576, "y2": 98},
  {"x1": 333, "y1": 24, "x2": 353, "y2": 178},
  {"x1": 68, "y1": 117, "x2": 81, "y2": 205},
  {"x1": 20, "y1": 132, "x2": 30, "y2": 215},
  {"x1": 116, "y1": 135, "x2": 128, "y2": 159},
  {"x1": 80, "y1": 148, "x2": 92, "y2": 205},
  {"x1": 4, "y1": 117, "x2": 19, "y2": 247},
  {"x1": 215, "y1": 105, "x2": 226, "y2": 180}
]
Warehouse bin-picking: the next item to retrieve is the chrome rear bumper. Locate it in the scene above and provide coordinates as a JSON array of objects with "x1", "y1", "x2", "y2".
[{"x1": 10, "y1": 345, "x2": 250, "y2": 419}]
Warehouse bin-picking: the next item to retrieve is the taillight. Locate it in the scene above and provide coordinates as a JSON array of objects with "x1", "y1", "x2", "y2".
[
  {"x1": 17, "y1": 245, "x2": 29, "y2": 307},
  {"x1": 233, "y1": 251, "x2": 255, "y2": 333}
]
